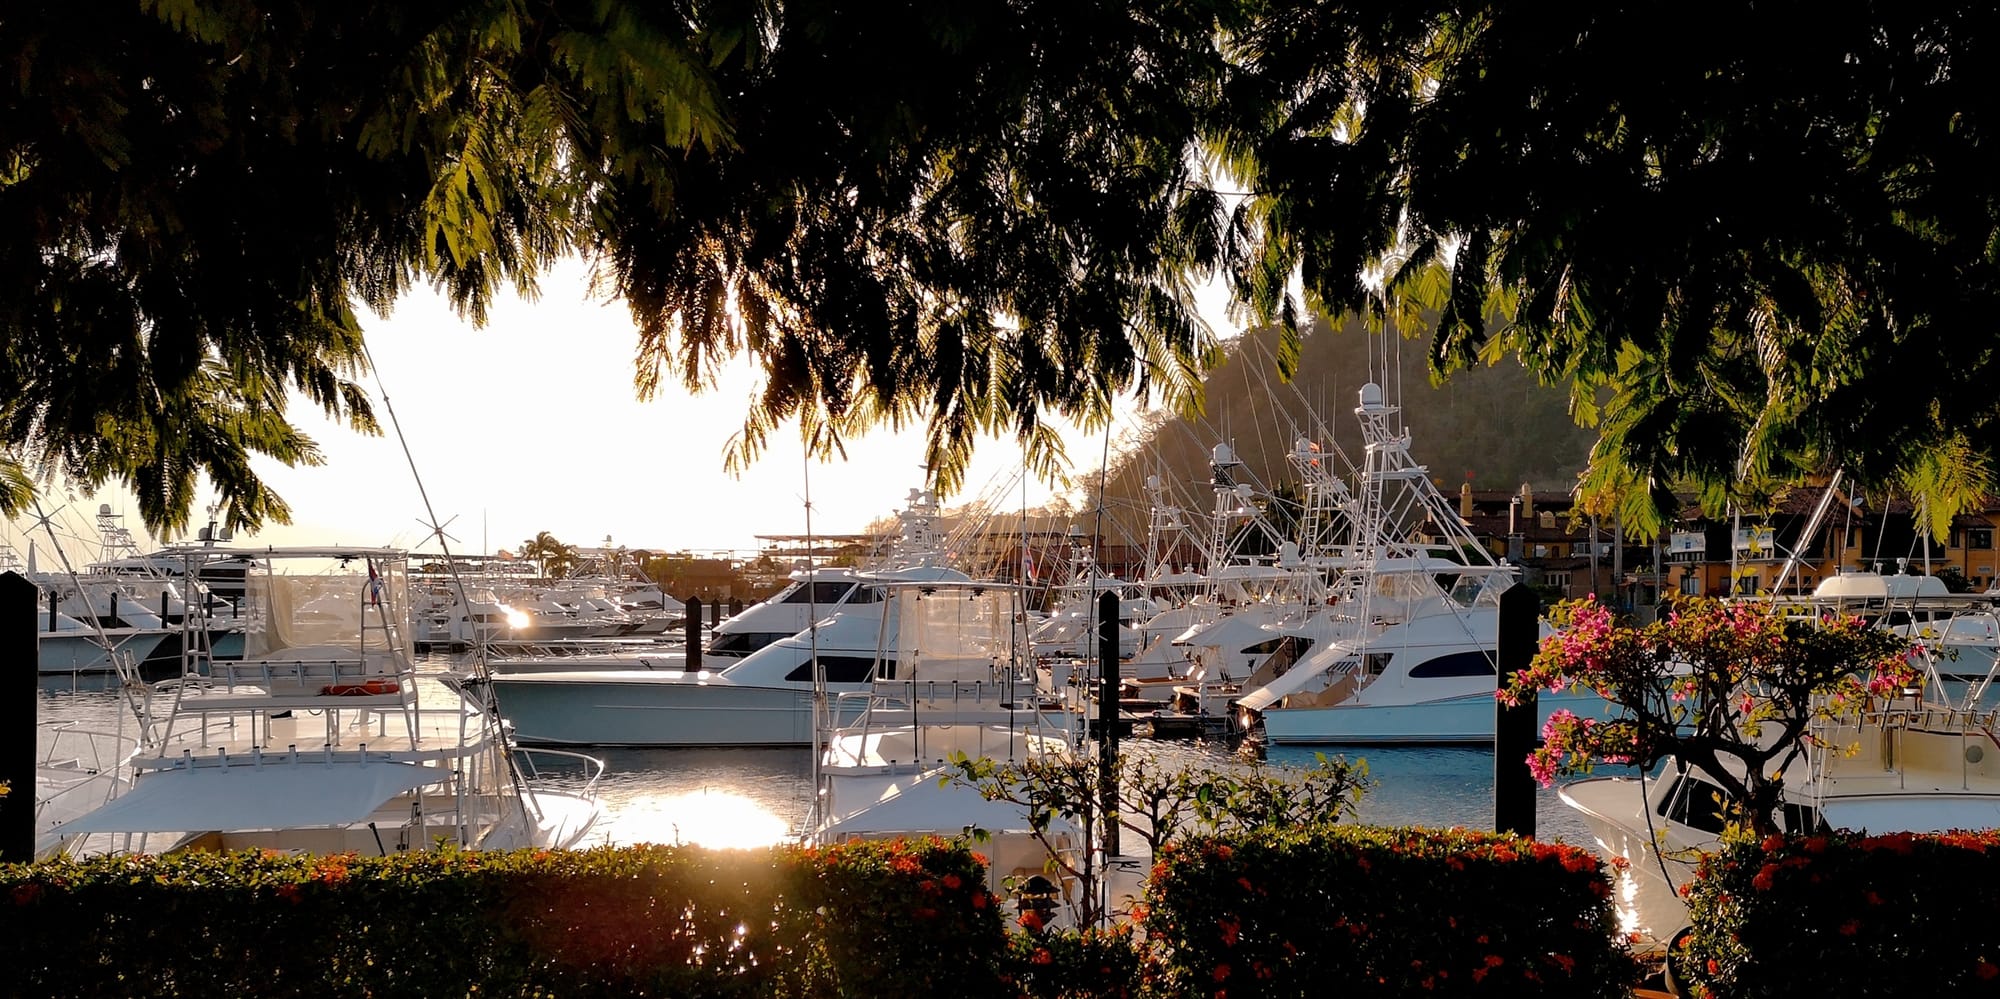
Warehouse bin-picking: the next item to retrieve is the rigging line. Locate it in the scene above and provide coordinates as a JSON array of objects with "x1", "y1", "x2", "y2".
[
  {"x1": 361, "y1": 342, "x2": 538, "y2": 823},
  {"x1": 1239, "y1": 326, "x2": 1360, "y2": 479},
  {"x1": 27, "y1": 495, "x2": 155, "y2": 748},
  {"x1": 1870, "y1": 491, "x2": 1891, "y2": 571}
]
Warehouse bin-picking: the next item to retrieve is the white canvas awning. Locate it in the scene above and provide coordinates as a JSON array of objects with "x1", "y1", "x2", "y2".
[
  {"x1": 821, "y1": 772, "x2": 1038, "y2": 837},
  {"x1": 56, "y1": 761, "x2": 451, "y2": 834}
]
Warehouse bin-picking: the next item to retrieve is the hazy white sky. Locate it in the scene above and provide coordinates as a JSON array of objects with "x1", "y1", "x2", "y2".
[{"x1": 17, "y1": 257, "x2": 1236, "y2": 560}]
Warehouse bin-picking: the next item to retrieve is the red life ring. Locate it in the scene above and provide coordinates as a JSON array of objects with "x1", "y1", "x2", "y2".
[{"x1": 320, "y1": 678, "x2": 401, "y2": 696}]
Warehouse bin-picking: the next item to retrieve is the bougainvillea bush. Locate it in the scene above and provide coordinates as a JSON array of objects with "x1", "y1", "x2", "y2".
[
  {"x1": 1501, "y1": 596, "x2": 1919, "y2": 835},
  {"x1": 1678, "y1": 829, "x2": 2000, "y2": 998},
  {"x1": 1139, "y1": 825, "x2": 1636, "y2": 998}
]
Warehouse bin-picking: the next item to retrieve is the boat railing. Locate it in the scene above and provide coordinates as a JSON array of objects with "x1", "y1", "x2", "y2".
[
  {"x1": 824, "y1": 675, "x2": 1077, "y2": 769},
  {"x1": 36, "y1": 721, "x2": 140, "y2": 845},
  {"x1": 39, "y1": 719, "x2": 140, "y2": 771},
  {"x1": 1851, "y1": 702, "x2": 2000, "y2": 734},
  {"x1": 511, "y1": 746, "x2": 608, "y2": 798}
]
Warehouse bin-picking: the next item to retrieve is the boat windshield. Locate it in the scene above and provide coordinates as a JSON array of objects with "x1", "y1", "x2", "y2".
[
  {"x1": 1446, "y1": 572, "x2": 1506, "y2": 608},
  {"x1": 780, "y1": 580, "x2": 856, "y2": 605},
  {"x1": 243, "y1": 557, "x2": 411, "y2": 658}
]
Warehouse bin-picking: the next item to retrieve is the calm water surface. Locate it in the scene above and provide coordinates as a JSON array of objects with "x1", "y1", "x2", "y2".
[{"x1": 38, "y1": 670, "x2": 1612, "y2": 851}]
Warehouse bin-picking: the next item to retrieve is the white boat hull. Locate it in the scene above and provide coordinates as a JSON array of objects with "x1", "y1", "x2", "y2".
[
  {"x1": 1559, "y1": 777, "x2": 1701, "y2": 952},
  {"x1": 38, "y1": 631, "x2": 166, "y2": 674},
  {"x1": 1260, "y1": 688, "x2": 1617, "y2": 745}
]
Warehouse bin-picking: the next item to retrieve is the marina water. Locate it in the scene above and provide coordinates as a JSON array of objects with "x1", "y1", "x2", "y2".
[{"x1": 39, "y1": 669, "x2": 1605, "y2": 851}]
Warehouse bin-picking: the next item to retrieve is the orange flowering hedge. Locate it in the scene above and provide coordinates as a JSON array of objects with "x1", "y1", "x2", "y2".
[
  {"x1": 1679, "y1": 829, "x2": 2000, "y2": 997},
  {"x1": 1139, "y1": 825, "x2": 1636, "y2": 997},
  {"x1": 0, "y1": 839, "x2": 1002, "y2": 999}
]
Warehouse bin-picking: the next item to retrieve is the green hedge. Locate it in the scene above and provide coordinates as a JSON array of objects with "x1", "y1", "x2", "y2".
[
  {"x1": 1004, "y1": 925, "x2": 1146, "y2": 999},
  {"x1": 0, "y1": 829, "x2": 1644, "y2": 998},
  {"x1": 1679, "y1": 829, "x2": 2000, "y2": 998},
  {"x1": 1139, "y1": 826, "x2": 1636, "y2": 998},
  {"x1": 0, "y1": 839, "x2": 1001, "y2": 999}
]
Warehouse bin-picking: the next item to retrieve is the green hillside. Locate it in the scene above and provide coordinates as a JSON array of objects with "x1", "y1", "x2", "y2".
[{"x1": 1082, "y1": 314, "x2": 1596, "y2": 541}]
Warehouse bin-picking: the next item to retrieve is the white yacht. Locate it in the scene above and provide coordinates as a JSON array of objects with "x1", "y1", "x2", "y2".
[
  {"x1": 1239, "y1": 560, "x2": 1613, "y2": 742},
  {"x1": 1234, "y1": 382, "x2": 1616, "y2": 744},
  {"x1": 483, "y1": 565, "x2": 968, "y2": 746},
  {"x1": 1780, "y1": 568, "x2": 2000, "y2": 682},
  {"x1": 1562, "y1": 697, "x2": 2000, "y2": 953},
  {"x1": 37, "y1": 610, "x2": 167, "y2": 674},
  {"x1": 475, "y1": 486, "x2": 959, "y2": 741},
  {"x1": 810, "y1": 577, "x2": 1085, "y2": 899},
  {"x1": 49, "y1": 547, "x2": 604, "y2": 857}
]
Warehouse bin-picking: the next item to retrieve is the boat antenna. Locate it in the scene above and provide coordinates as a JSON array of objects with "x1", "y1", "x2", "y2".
[{"x1": 1769, "y1": 470, "x2": 1843, "y2": 596}]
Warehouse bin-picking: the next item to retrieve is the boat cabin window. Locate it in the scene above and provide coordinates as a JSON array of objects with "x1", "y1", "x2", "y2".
[
  {"x1": 1407, "y1": 651, "x2": 1498, "y2": 678},
  {"x1": 1657, "y1": 774, "x2": 1733, "y2": 836},
  {"x1": 783, "y1": 655, "x2": 891, "y2": 683},
  {"x1": 1242, "y1": 636, "x2": 1312, "y2": 657},
  {"x1": 1657, "y1": 772, "x2": 1825, "y2": 835},
  {"x1": 782, "y1": 581, "x2": 857, "y2": 605},
  {"x1": 709, "y1": 631, "x2": 793, "y2": 656},
  {"x1": 844, "y1": 585, "x2": 881, "y2": 604}
]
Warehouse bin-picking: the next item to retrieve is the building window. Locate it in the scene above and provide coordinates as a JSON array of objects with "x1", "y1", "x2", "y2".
[
  {"x1": 1545, "y1": 571, "x2": 1572, "y2": 591},
  {"x1": 1972, "y1": 528, "x2": 1994, "y2": 550}
]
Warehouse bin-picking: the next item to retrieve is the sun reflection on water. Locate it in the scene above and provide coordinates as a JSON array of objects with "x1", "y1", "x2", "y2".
[{"x1": 609, "y1": 788, "x2": 794, "y2": 850}]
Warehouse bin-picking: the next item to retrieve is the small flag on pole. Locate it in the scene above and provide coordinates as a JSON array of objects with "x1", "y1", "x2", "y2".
[{"x1": 367, "y1": 561, "x2": 385, "y2": 607}]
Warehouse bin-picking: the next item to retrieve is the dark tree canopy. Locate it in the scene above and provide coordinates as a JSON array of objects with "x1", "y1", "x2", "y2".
[
  {"x1": 1220, "y1": 1, "x2": 2000, "y2": 534},
  {"x1": 1, "y1": 0, "x2": 737, "y2": 532},
  {"x1": 611, "y1": 1, "x2": 1237, "y2": 491},
  {"x1": 9, "y1": 1, "x2": 2000, "y2": 535}
]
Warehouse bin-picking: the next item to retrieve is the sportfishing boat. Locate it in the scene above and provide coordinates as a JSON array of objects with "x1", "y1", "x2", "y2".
[
  {"x1": 1561, "y1": 695, "x2": 2000, "y2": 953},
  {"x1": 482, "y1": 565, "x2": 965, "y2": 746},
  {"x1": 48, "y1": 547, "x2": 604, "y2": 857},
  {"x1": 1237, "y1": 559, "x2": 1611, "y2": 743},
  {"x1": 473, "y1": 487, "x2": 958, "y2": 742},
  {"x1": 1234, "y1": 382, "x2": 1616, "y2": 743},
  {"x1": 1774, "y1": 568, "x2": 2000, "y2": 682},
  {"x1": 36, "y1": 610, "x2": 167, "y2": 674},
  {"x1": 809, "y1": 576, "x2": 1085, "y2": 899}
]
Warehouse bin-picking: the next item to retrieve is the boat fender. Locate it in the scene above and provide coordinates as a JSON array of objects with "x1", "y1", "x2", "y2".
[{"x1": 321, "y1": 678, "x2": 402, "y2": 696}]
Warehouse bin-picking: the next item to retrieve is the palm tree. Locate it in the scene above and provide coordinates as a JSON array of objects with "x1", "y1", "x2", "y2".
[{"x1": 518, "y1": 531, "x2": 579, "y2": 580}]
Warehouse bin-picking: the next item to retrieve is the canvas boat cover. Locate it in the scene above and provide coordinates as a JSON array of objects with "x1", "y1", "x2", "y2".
[{"x1": 56, "y1": 760, "x2": 450, "y2": 834}]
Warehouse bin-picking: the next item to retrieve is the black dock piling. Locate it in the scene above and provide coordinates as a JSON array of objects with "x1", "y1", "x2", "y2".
[
  {"x1": 2, "y1": 572, "x2": 37, "y2": 861},
  {"x1": 684, "y1": 597, "x2": 703, "y2": 672},
  {"x1": 1098, "y1": 590, "x2": 1120, "y2": 857},
  {"x1": 1494, "y1": 582, "x2": 1540, "y2": 837}
]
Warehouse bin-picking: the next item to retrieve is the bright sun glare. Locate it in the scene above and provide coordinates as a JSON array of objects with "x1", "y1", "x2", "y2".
[{"x1": 614, "y1": 789, "x2": 793, "y2": 850}]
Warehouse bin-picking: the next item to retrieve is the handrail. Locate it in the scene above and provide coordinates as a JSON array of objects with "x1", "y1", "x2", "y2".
[{"x1": 512, "y1": 746, "x2": 608, "y2": 798}]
